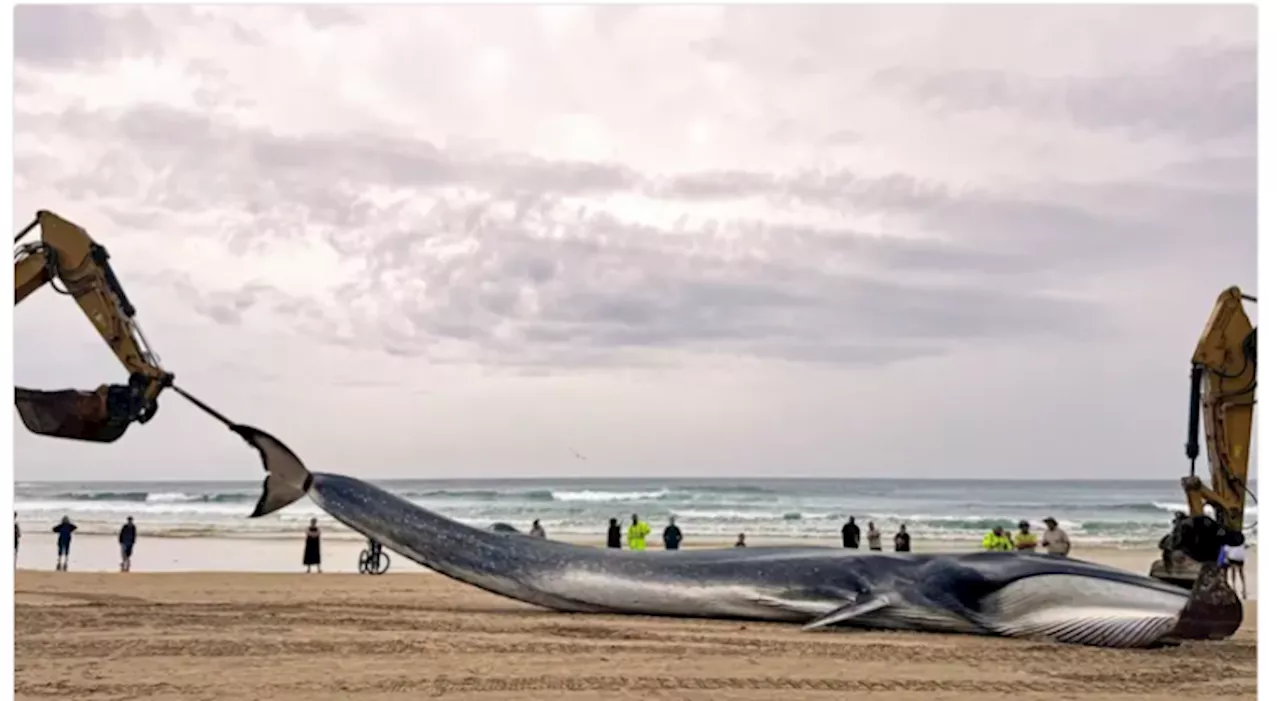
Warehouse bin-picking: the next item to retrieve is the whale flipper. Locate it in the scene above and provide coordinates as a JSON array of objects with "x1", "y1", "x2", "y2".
[{"x1": 802, "y1": 593, "x2": 893, "y2": 630}]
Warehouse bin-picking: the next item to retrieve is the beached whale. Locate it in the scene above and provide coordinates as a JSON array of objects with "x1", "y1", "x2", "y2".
[{"x1": 237, "y1": 426, "x2": 1193, "y2": 648}]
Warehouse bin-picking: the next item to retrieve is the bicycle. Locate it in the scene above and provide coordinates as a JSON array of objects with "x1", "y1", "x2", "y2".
[{"x1": 358, "y1": 543, "x2": 390, "y2": 575}]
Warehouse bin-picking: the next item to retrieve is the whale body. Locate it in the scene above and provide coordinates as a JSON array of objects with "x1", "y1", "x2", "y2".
[{"x1": 237, "y1": 425, "x2": 1193, "y2": 649}]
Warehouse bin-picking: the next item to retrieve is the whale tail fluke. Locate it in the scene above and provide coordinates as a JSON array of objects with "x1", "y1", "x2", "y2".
[{"x1": 231, "y1": 424, "x2": 314, "y2": 518}]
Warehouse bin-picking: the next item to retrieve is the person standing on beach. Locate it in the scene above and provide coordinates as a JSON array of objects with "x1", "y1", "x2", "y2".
[
  {"x1": 866, "y1": 522, "x2": 882, "y2": 551},
  {"x1": 1012, "y1": 521, "x2": 1038, "y2": 551},
  {"x1": 303, "y1": 518, "x2": 322, "y2": 573},
  {"x1": 1223, "y1": 540, "x2": 1247, "y2": 598},
  {"x1": 894, "y1": 524, "x2": 911, "y2": 552},
  {"x1": 15, "y1": 512, "x2": 20, "y2": 565},
  {"x1": 52, "y1": 515, "x2": 76, "y2": 571},
  {"x1": 734, "y1": 533, "x2": 747, "y2": 547},
  {"x1": 1040, "y1": 517, "x2": 1071, "y2": 556},
  {"x1": 606, "y1": 518, "x2": 622, "y2": 548},
  {"x1": 627, "y1": 514, "x2": 650, "y2": 551},
  {"x1": 982, "y1": 526, "x2": 1013, "y2": 551},
  {"x1": 118, "y1": 517, "x2": 137, "y2": 572},
  {"x1": 841, "y1": 517, "x2": 861, "y2": 549},
  {"x1": 529, "y1": 520, "x2": 547, "y2": 538},
  {"x1": 663, "y1": 516, "x2": 683, "y2": 551}
]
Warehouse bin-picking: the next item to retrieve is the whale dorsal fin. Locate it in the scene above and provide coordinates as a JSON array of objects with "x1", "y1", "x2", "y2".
[{"x1": 802, "y1": 593, "x2": 893, "y2": 631}]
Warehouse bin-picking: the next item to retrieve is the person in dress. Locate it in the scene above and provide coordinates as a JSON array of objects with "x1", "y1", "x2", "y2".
[{"x1": 303, "y1": 518, "x2": 322, "y2": 573}]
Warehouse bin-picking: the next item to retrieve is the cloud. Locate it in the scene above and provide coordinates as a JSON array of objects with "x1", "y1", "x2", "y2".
[
  {"x1": 870, "y1": 45, "x2": 1257, "y2": 143},
  {"x1": 14, "y1": 5, "x2": 163, "y2": 69},
  {"x1": 10, "y1": 5, "x2": 1257, "y2": 480},
  {"x1": 13, "y1": 93, "x2": 1244, "y2": 369}
]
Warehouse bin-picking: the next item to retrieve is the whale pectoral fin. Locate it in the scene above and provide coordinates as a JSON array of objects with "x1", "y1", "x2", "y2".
[{"x1": 802, "y1": 593, "x2": 892, "y2": 631}]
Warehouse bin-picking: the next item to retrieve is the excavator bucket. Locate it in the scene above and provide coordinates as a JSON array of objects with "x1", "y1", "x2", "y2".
[
  {"x1": 14, "y1": 387, "x2": 130, "y2": 443},
  {"x1": 1169, "y1": 563, "x2": 1244, "y2": 641}
]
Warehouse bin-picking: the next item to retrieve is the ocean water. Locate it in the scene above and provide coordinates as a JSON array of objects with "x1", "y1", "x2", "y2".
[{"x1": 13, "y1": 478, "x2": 1259, "y2": 548}]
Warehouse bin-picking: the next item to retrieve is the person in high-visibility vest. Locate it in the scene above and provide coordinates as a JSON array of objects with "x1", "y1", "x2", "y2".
[
  {"x1": 627, "y1": 513, "x2": 651, "y2": 551},
  {"x1": 1012, "y1": 520, "x2": 1038, "y2": 551},
  {"x1": 982, "y1": 526, "x2": 1014, "y2": 552}
]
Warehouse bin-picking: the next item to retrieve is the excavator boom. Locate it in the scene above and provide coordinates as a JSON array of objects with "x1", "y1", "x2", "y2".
[
  {"x1": 1182, "y1": 286, "x2": 1255, "y2": 530},
  {"x1": 13, "y1": 210, "x2": 173, "y2": 442}
]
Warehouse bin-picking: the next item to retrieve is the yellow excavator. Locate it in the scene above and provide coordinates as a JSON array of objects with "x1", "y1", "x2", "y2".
[
  {"x1": 1150, "y1": 286, "x2": 1256, "y2": 641},
  {"x1": 14, "y1": 210, "x2": 174, "y2": 443}
]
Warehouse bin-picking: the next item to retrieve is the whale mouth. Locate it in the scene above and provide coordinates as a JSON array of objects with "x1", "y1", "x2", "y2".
[{"x1": 980, "y1": 574, "x2": 1188, "y2": 648}]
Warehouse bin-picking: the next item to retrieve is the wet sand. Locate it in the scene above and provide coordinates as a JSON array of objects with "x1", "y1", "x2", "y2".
[{"x1": 14, "y1": 569, "x2": 1257, "y2": 700}]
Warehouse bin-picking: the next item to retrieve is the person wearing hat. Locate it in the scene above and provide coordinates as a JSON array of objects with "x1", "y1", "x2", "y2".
[
  {"x1": 1041, "y1": 517, "x2": 1071, "y2": 556},
  {"x1": 1012, "y1": 520, "x2": 1038, "y2": 551}
]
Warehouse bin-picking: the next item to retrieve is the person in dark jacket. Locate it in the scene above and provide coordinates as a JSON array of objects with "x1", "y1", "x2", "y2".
[
  {"x1": 893, "y1": 524, "x2": 911, "y2": 552},
  {"x1": 663, "y1": 516, "x2": 683, "y2": 550},
  {"x1": 606, "y1": 518, "x2": 622, "y2": 549},
  {"x1": 841, "y1": 517, "x2": 861, "y2": 549},
  {"x1": 303, "y1": 518, "x2": 322, "y2": 573},
  {"x1": 52, "y1": 515, "x2": 77, "y2": 571},
  {"x1": 118, "y1": 516, "x2": 138, "y2": 572}
]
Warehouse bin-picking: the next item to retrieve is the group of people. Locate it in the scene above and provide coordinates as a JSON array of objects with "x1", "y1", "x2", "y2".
[
  {"x1": 981, "y1": 518, "x2": 1072, "y2": 555},
  {"x1": 14, "y1": 513, "x2": 138, "y2": 572},
  {"x1": 594, "y1": 514, "x2": 746, "y2": 550},
  {"x1": 19, "y1": 509, "x2": 1247, "y2": 588},
  {"x1": 840, "y1": 517, "x2": 912, "y2": 552}
]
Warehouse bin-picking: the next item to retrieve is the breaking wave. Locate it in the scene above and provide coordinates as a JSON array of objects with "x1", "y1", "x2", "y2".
[{"x1": 16, "y1": 479, "x2": 1257, "y2": 547}]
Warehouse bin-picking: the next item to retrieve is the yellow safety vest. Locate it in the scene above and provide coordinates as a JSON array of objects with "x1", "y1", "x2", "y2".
[
  {"x1": 627, "y1": 522, "x2": 650, "y2": 550},
  {"x1": 1013, "y1": 532, "x2": 1038, "y2": 550},
  {"x1": 982, "y1": 532, "x2": 1013, "y2": 551}
]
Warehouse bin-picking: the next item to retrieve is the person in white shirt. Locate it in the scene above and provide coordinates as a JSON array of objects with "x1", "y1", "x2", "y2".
[
  {"x1": 1224, "y1": 541, "x2": 1247, "y2": 598},
  {"x1": 1040, "y1": 517, "x2": 1071, "y2": 556}
]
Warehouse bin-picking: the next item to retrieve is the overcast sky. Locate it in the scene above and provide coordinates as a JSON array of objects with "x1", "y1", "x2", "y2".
[{"x1": 12, "y1": 5, "x2": 1257, "y2": 482}]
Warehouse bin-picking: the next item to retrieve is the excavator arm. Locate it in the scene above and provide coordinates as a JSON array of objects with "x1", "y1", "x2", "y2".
[
  {"x1": 1181, "y1": 286, "x2": 1256, "y2": 533},
  {"x1": 13, "y1": 210, "x2": 174, "y2": 443},
  {"x1": 1156, "y1": 286, "x2": 1256, "y2": 642}
]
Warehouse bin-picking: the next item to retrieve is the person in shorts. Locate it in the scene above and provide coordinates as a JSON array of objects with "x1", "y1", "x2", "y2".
[{"x1": 1223, "y1": 541, "x2": 1247, "y2": 598}]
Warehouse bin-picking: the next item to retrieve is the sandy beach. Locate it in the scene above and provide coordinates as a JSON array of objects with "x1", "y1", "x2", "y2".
[{"x1": 14, "y1": 541, "x2": 1258, "y2": 701}]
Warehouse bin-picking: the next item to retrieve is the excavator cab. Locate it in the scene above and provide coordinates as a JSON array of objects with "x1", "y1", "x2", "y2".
[{"x1": 13, "y1": 211, "x2": 173, "y2": 443}]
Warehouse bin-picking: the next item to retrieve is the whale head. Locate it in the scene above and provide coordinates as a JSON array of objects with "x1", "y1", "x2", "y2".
[{"x1": 927, "y1": 552, "x2": 1191, "y2": 648}]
